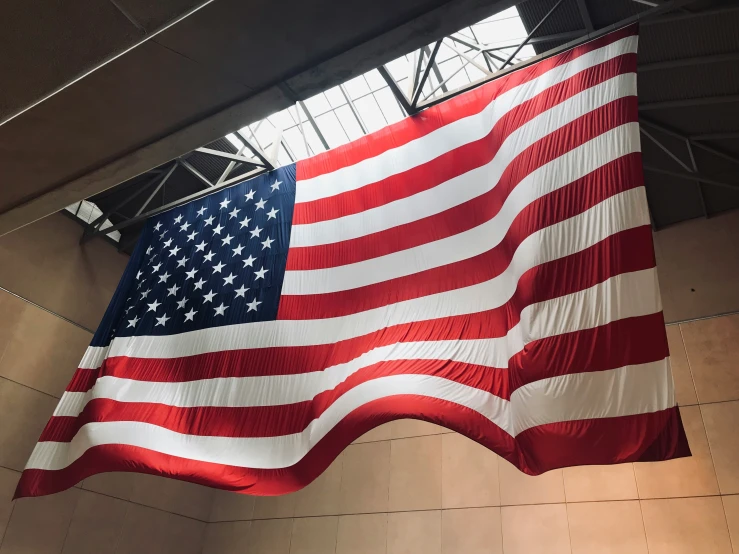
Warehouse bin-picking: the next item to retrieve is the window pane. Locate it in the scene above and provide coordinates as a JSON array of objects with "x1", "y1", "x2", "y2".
[
  {"x1": 315, "y1": 111, "x2": 350, "y2": 149},
  {"x1": 324, "y1": 86, "x2": 346, "y2": 109},
  {"x1": 354, "y1": 94, "x2": 388, "y2": 133},
  {"x1": 364, "y1": 69, "x2": 386, "y2": 91},
  {"x1": 283, "y1": 127, "x2": 309, "y2": 160},
  {"x1": 344, "y1": 75, "x2": 371, "y2": 99},
  {"x1": 373, "y1": 88, "x2": 404, "y2": 124},
  {"x1": 303, "y1": 93, "x2": 332, "y2": 116},
  {"x1": 335, "y1": 104, "x2": 365, "y2": 141},
  {"x1": 268, "y1": 109, "x2": 295, "y2": 132}
]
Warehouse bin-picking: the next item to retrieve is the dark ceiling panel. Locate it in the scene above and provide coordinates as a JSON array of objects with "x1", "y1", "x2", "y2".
[
  {"x1": 0, "y1": 41, "x2": 249, "y2": 212},
  {"x1": 0, "y1": 0, "x2": 143, "y2": 120},
  {"x1": 637, "y1": 60, "x2": 739, "y2": 103},
  {"x1": 112, "y1": 0, "x2": 206, "y2": 32},
  {"x1": 153, "y1": 0, "x2": 455, "y2": 90}
]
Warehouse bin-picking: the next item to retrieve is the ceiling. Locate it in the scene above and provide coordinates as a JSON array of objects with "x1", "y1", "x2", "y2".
[
  {"x1": 0, "y1": 0, "x2": 518, "y2": 235},
  {"x1": 4, "y1": 0, "x2": 739, "y2": 245}
]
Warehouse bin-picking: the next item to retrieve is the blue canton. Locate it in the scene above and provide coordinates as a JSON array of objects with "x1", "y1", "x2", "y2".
[{"x1": 102, "y1": 164, "x2": 296, "y2": 341}]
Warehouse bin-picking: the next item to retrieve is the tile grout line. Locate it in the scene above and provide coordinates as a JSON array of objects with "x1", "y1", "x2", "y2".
[
  {"x1": 0, "y1": 374, "x2": 62, "y2": 400},
  {"x1": 678, "y1": 323, "x2": 701, "y2": 406},
  {"x1": 0, "y1": 286, "x2": 96, "y2": 334},
  {"x1": 219, "y1": 493, "x2": 739, "y2": 523},
  {"x1": 637, "y1": 498, "x2": 651, "y2": 554}
]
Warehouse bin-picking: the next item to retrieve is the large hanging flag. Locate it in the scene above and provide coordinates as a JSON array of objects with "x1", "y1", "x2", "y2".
[{"x1": 17, "y1": 25, "x2": 689, "y2": 498}]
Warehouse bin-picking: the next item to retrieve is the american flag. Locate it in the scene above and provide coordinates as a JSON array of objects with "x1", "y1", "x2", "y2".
[{"x1": 17, "y1": 25, "x2": 689, "y2": 499}]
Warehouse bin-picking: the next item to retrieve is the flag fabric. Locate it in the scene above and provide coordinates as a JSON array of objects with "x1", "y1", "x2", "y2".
[{"x1": 17, "y1": 24, "x2": 689, "y2": 499}]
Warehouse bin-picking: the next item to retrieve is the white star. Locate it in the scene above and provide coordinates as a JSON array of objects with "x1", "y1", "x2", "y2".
[
  {"x1": 234, "y1": 285, "x2": 248, "y2": 298},
  {"x1": 245, "y1": 189, "x2": 255, "y2": 201},
  {"x1": 176, "y1": 297, "x2": 188, "y2": 310},
  {"x1": 196, "y1": 206, "x2": 207, "y2": 217},
  {"x1": 266, "y1": 207, "x2": 279, "y2": 220},
  {"x1": 125, "y1": 305, "x2": 133, "y2": 314},
  {"x1": 160, "y1": 230, "x2": 168, "y2": 239},
  {"x1": 152, "y1": 263, "x2": 162, "y2": 273},
  {"x1": 136, "y1": 270, "x2": 143, "y2": 280},
  {"x1": 194, "y1": 278, "x2": 206, "y2": 290},
  {"x1": 195, "y1": 240, "x2": 207, "y2": 252},
  {"x1": 261, "y1": 236, "x2": 274, "y2": 250},
  {"x1": 155, "y1": 313, "x2": 170, "y2": 327},
  {"x1": 242, "y1": 254, "x2": 256, "y2": 268},
  {"x1": 203, "y1": 251, "x2": 216, "y2": 262},
  {"x1": 232, "y1": 244, "x2": 245, "y2": 256},
  {"x1": 154, "y1": 222, "x2": 162, "y2": 231},
  {"x1": 214, "y1": 303, "x2": 228, "y2": 316},
  {"x1": 127, "y1": 316, "x2": 140, "y2": 328},
  {"x1": 204, "y1": 215, "x2": 215, "y2": 226},
  {"x1": 223, "y1": 273, "x2": 236, "y2": 286},
  {"x1": 187, "y1": 230, "x2": 198, "y2": 242},
  {"x1": 250, "y1": 226, "x2": 263, "y2": 239},
  {"x1": 270, "y1": 180, "x2": 282, "y2": 192},
  {"x1": 254, "y1": 267, "x2": 269, "y2": 280},
  {"x1": 221, "y1": 234, "x2": 234, "y2": 246},
  {"x1": 219, "y1": 198, "x2": 230, "y2": 210},
  {"x1": 184, "y1": 308, "x2": 197, "y2": 322},
  {"x1": 239, "y1": 216, "x2": 251, "y2": 229},
  {"x1": 247, "y1": 298, "x2": 262, "y2": 312},
  {"x1": 140, "y1": 288, "x2": 151, "y2": 300},
  {"x1": 163, "y1": 238, "x2": 173, "y2": 248},
  {"x1": 203, "y1": 290, "x2": 216, "y2": 303},
  {"x1": 168, "y1": 245, "x2": 181, "y2": 257},
  {"x1": 174, "y1": 214, "x2": 183, "y2": 224},
  {"x1": 212, "y1": 223, "x2": 224, "y2": 235},
  {"x1": 255, "y1": 198, "x2": 267, "y2": 210},
  {"x1": 180, "y1": 221, "x2": 191, "y2": 232},
  {"x1": 185, "y1": 268, "x2": 197, "y2": 280},
  {"x1": 228, "y1": 207, "x2": 240, "y2": 219},
  {"x1": 146, "y1": 246, "x2": 153, "y2": 255},
  {"x1": 158, "y1": 272, "x2": 171, "y2": 283},
  {"x1": 167, "y1": 283, "x2": 180, "y2": 296},
  {"x1": 147, "y1": 299, "x2": 161, "y2": 312},
  {"x1": 177, "y1": 256, "x2": 189, "y2": 268},
  {"x1": 212, "y1": 261, "x2": 225, "y2": 274}
]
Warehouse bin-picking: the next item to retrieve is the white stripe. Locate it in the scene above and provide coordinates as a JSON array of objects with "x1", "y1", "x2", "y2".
[
  {"x1": 78, "y1": 346, "x2": 108, "y2": 370},
  {"x1": 54, "y1": 267, "x2": 663, "y2": 419},
  {"x1": 284, "y1": 121, "x2": 640, "y2": 294},
  {"x1": 296, "y1": 35, "x2": 638, "y2": 203},
  {"x1": 291, "y1": 73, "x2": 637, "y2": 248},
  {"x1": 28, "y1": 358, "x2": 672, "y2": 471},
  {"x1": 98, "y1": 262, "x2": 659, "y2": 364}
]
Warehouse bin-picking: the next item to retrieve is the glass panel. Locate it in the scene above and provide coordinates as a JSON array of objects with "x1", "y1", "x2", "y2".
[
  {"x1": 364, "y1": 69, "x2": 386, "y2": 91},
  {"x1": 354, "y1": 94, "x2": 388, "y2": 133},
  {"x1": 303, "y1": 93, "x2": 332, "y2": 117},
  {"x1": 315, "y1": 110, "x2": 351, "y2": 149},
  {"x1": 373, "y1": 88, "x2": 405, "y2": 125},
  {"x1": 283, "y1": 127, "x2": 309, "y2": 160},
  {"x1": 268, "y1": 109, "x2": 295, "y2": 132},
  {"x1": 324, "y1": 86, "x2": 347, "y2": 109},
  {"x1": 334, "y1": 104, "x2": 365, "y2": 141},
  {"x1": 344, "y1": 74, "x2": 371, "y2": 99}
]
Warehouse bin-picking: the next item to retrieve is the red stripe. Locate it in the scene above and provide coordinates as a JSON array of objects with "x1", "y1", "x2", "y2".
[
  {"x1": 65, "y1": 225, "x2": 656, "y2": 389},
  {"x1": 40, "y1": 311, "x2": 668, "y2": 442},
  {"x1": 293, "y1": 55, "x2": 636, "y2": 226},
  {"x1": 287, "y1": 96, "x2": 637, "y2": 274},
  {"x1": 296, "y1": 25, "x2": 638, "y2": 182},
  {"x1": 280, "y1": 153, "x2": 644, "y2": 320},
  {"x1": 15, "y1": 396, "x2": 687, "y2": 499}
]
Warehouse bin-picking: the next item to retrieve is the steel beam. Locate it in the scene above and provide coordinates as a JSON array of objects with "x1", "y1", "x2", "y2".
[
  {"x1": 575, "y1": 0, "x2": 594, "y2": 31},
  {"x1": 639, "y1": 51, "x2": 739, "y2": 72},
  {"x1": 377, "y1": 65, "x2": 414, "y2": 114},
  {"x1": 412, "y1": 41, "x2": 442, "y2": 107},
  {"x1": 640, "y1": 95, "x2": 739, "y2": 112},
  {"x1": 298, "y1": 100, "x2": 330, "y2": 151},
  {"x1": 501, "y1": 0, "x2": 566, "y2": 69},
  {"x1": 236, "y1": 130, "x2": 275, "y2": 169},
  {"x1": 642, "y1": 165, "x2": 739, "y2": 191},
  {"x1": 640, "y1": 116, "x2": 739, "y2": 167},
  {"x1": 340, "y1": 84, "x2": 368, "y2": 133},
  {"x1": 686, "y1": 138, "x2": 708, "y2": 218},
  {"x1": 135, "y1": 162, "x2": 178, "y2": 216},
  {"x1": 485, "y1": 30, "x2": 585, "y2": 51},
  {"x1": 179, "y1": 159, "x2": 214, "y2": 188},
  {"x1": 690, "y1": 131, "x2": 739, "y2": 142},
  {"x1": 194, "y1": 147, "x2": 262, "y2": 165}
]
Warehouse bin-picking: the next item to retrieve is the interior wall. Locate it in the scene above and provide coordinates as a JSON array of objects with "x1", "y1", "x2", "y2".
[
  {"x1": 203, "y1": 312, "x2": 739, "y2": 553},
  {"x1": 655, "y1": 210, "x2": 739, "y2": 324},
  {"x1": 0, "y1": 214, "x2": 214, "y2": 554}
]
